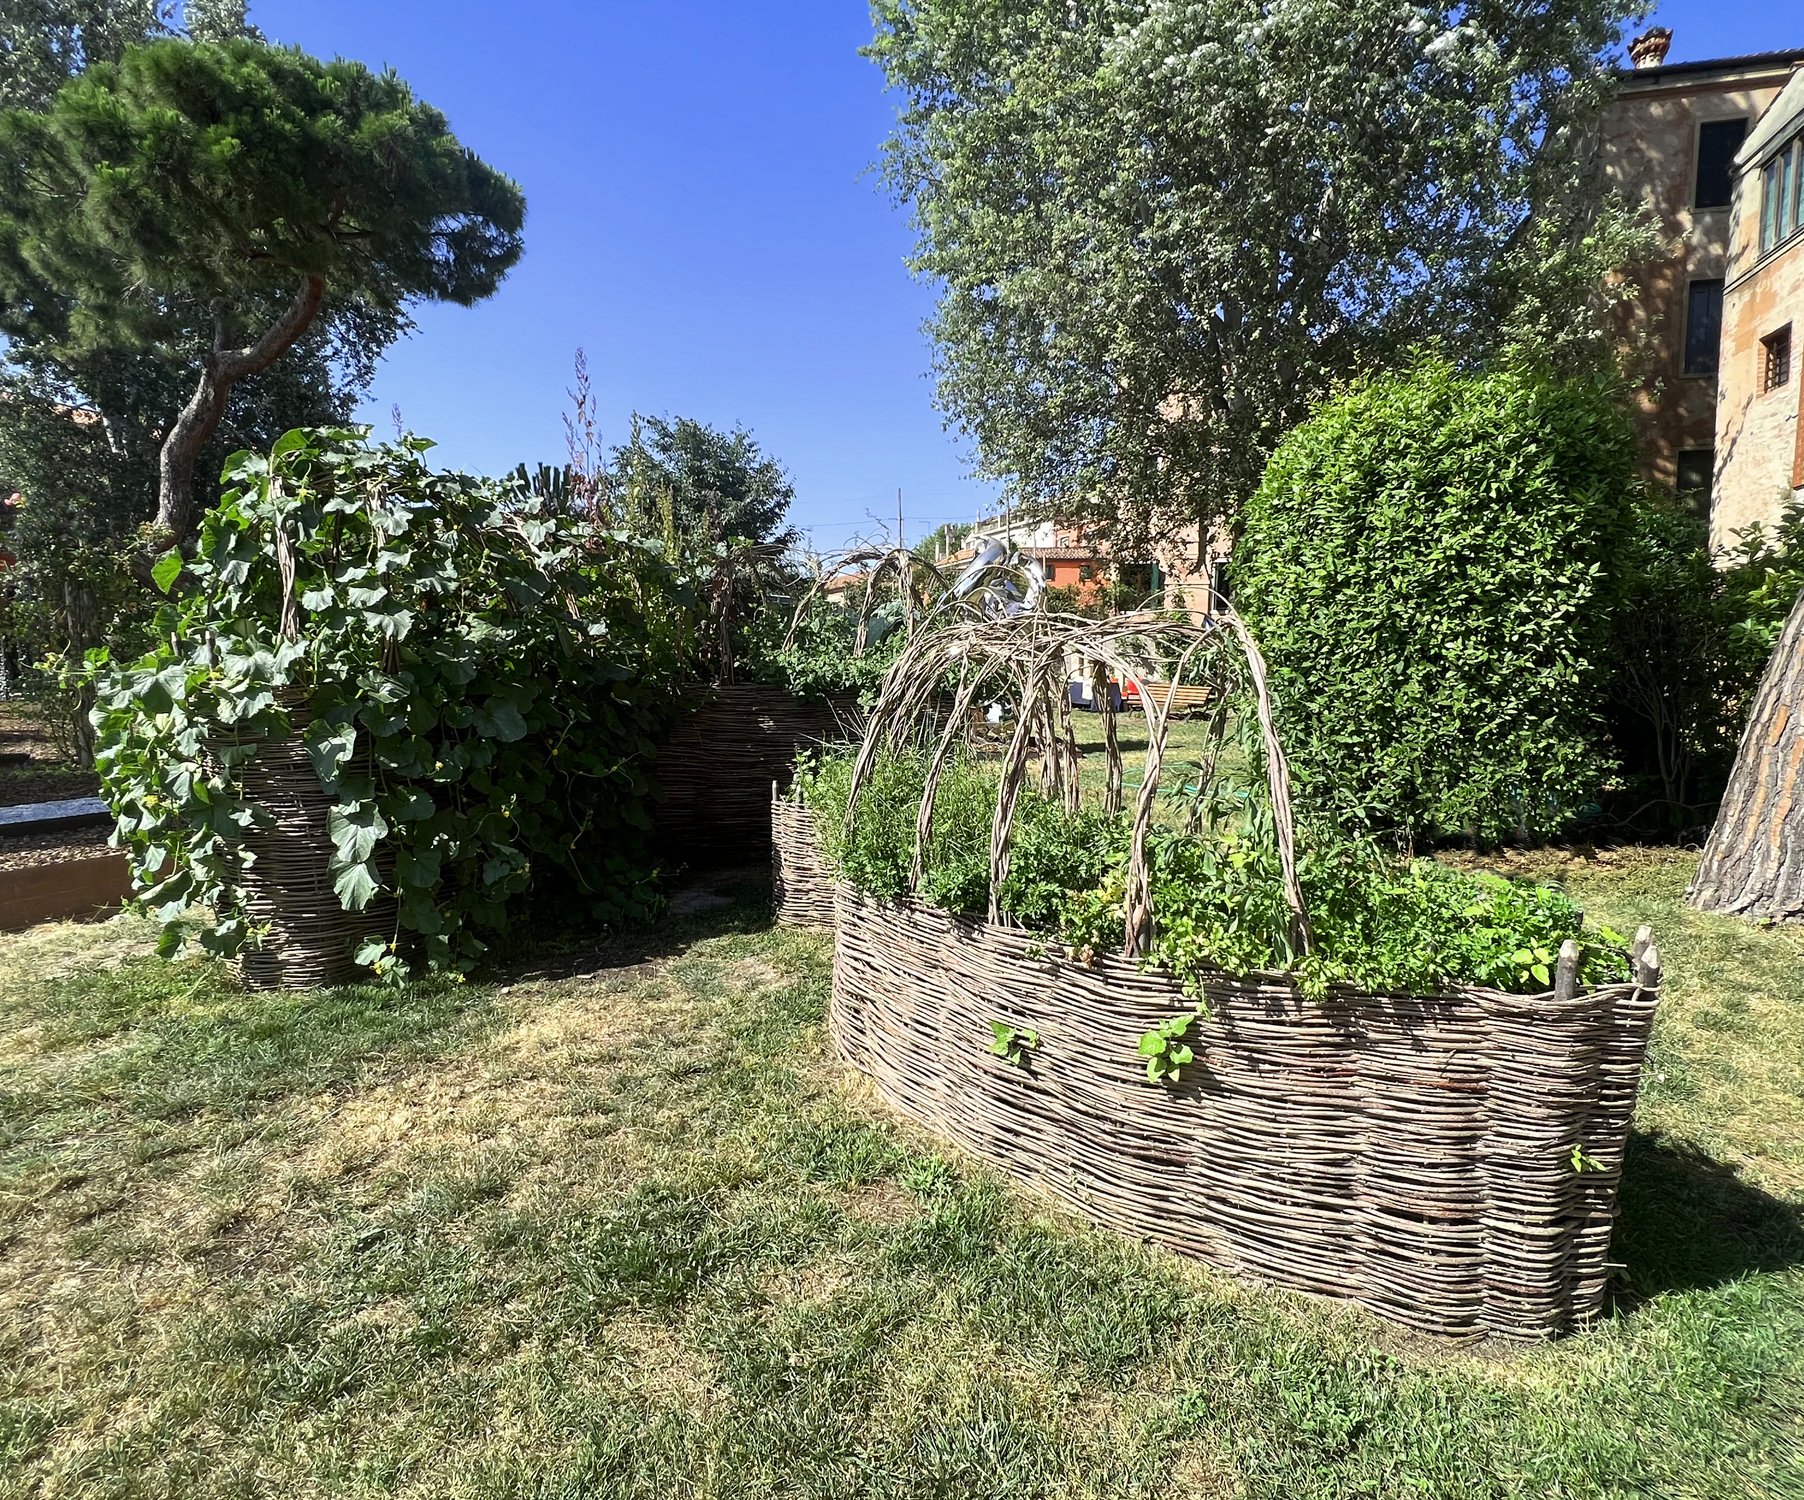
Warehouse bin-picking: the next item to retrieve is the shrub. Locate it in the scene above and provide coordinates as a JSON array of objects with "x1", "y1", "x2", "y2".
[
  {"x1": 1721, "y1": 495, "x2": 1804, "y2": 667},
  {"x1": 1234, "y1": 360, "x2": 1636, "y2": 845},
  {"x1": 1602, "y1": 504, "x2": 1748, "y2": 832},
  {"x1": 91, "y1": 428, "x2": 691, "y2": 978}
]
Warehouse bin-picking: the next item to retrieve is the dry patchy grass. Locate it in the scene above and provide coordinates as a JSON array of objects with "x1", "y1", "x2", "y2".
[{"x1": 0, "y1": 860, "x2": 1798, "y2": 1498}]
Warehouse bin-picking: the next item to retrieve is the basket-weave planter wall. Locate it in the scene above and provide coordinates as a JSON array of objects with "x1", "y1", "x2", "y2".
[
  {"x1": 656, "y1": 685, "x2": 859, "y2": 862},
  {"x1": 815, "y1": 608, "x2": 1664, "y2": 1341},
  {"x1": 771, "y1": 795, "x2": 834, "y2": 929},
  {"x1": 229, "y1": 704, "x2": 397, "y2": 991},
  {"x1": 831, "y1": 887, "x2": 1659, "y2": 1341}
]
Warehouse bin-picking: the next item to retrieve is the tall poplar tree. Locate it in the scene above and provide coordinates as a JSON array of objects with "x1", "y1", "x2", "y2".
[{"x1": 869, "y1": 0, "x2": 1649, "y2": 549}]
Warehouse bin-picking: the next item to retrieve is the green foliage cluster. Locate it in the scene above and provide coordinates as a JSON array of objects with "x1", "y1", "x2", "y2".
[
  {"x1": 90, "y1": 428, "x2": 690, "y2": 978},
  {"x1": 742, "y1": 595, "x2": 901, "y2": 704},
  {"x1": 1720, "y1": 497, "x2": 1804, "y2": 661},
  {"x1": 607, "y1": 413, "x2": 797, "y2": 550},
  {"x1": 1603, "y1": 503, "x2": 1761, "y2": 830},
  {"x1": 1234, "y1": 361, "x2": 1637, "y2": 845},
  {"x1": 0, "y1": 39, "x2": 524, "y2": 373},
  {"x1": 987, "y1": 1020, "x2": 1037, "y2": 1066},
  {"x1": 869, "y1": 0, "x2": 1646, "y2": 545},
  {"x1": 798, "y1": 747, "x2": 1629, "y2": 1006}
]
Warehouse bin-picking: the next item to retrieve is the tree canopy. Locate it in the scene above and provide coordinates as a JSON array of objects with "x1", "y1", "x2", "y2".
[
  {"x1": 0, "y1": 3, "x2": 394, "y2": 553},
  {"x1": 869, "y1": 0, "x2": 1647, "y2": 546},
  {"x1": 0, "y1": 0, "x2": 162, "y2": 108},
  {"x1": 609, "y1": 414, "x2": 797, "y2": 547},
  {"x1": 0, "y1": 35, "x2": 525, "y2": 541}
]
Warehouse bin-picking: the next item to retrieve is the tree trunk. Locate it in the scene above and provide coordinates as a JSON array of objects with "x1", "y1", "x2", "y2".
[
  {"x1": 153, "y1": 272, "x2": 328, "y2": 545},
  {"x1": 155, "y1": 368, "x2": 230, "y2": 547},
  {"x1": 1689, "y1": 586, "x2": 1804, "y2": 920}
]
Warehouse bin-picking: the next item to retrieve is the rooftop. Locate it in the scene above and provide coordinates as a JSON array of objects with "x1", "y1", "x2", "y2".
[{"x1": 1615, "y1": 47, "x2": 1804, "y2": 89}]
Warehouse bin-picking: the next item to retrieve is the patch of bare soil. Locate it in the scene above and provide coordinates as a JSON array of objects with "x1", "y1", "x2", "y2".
[
  {"x1": 1435, "y1": 843, "x2": 1695, "y2": 883},
  {"x1": 0, "y1": 702, "x2": 99, "y2": 808},
  {"x1": 0, "y1": 825, "x2": 113, "y2": 872}
]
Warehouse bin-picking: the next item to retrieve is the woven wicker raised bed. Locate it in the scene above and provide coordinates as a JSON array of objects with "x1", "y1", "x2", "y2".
[
  {"x1": 656, "y1": 684, "x2": 859, "y2": 863},
  {"x1": 771, "y1": 793, "x2": 834, "y2": 929},
  {"x1": 816, "y1": 610, "x2": 1663, "y2": 1341},
  {"x1": 228, "y1": 699, "x2": 397, "y2": 991}
]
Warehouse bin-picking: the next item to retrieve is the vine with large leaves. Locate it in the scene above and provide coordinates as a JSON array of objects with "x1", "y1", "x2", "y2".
[{"x1": 91, "y1": 427, "x2": 694, "y2": 978}]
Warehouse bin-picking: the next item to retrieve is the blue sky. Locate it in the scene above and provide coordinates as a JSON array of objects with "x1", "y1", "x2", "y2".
[{"x1": 247, "y1": 0, "x2": 1801, "y2": 555}]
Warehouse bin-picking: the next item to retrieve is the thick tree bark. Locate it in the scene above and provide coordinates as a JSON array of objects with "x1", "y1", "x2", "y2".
[
  {"x1": 153, "y1": 272, "x2": 327, "y2": 544},
  {"x1": 1689, "y1": 586, "x2": 1804, "y2": 921}
]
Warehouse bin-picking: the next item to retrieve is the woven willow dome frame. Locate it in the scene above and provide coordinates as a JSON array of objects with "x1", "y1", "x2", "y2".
[
  {"x1": 803, "y1": 609, "x2": 1663, "y2": 1341},
  {"x1": 842, "y1": 608, "x2": 1310, "y2": 955}
]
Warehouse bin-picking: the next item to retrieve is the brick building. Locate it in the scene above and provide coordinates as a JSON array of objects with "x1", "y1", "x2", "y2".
[
  {"x1": 1601, "y1": 31, "x2": 1804, "y2": 510},
  {"x1": 1714, "y1": 67, "x2": 1804, "y2": 545},
  {"x1": 1601, "y1": 30, "x2": 1804, "y2": 545}
]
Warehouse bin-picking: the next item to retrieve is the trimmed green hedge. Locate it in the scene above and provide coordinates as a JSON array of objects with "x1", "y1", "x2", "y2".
[{"x1": 1234, "y1": 361, "x2": 1635, "y2": 844}]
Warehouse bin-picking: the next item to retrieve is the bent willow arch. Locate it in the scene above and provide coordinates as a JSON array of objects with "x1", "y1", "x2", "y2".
[{"x1": 842, "y1": 609, "x2": 1309, "y2": 956}]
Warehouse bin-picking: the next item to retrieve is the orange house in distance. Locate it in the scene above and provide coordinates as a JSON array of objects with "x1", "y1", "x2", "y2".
[{"x1": 939, "y1": 510, "x2": 1217, "y2": 614}]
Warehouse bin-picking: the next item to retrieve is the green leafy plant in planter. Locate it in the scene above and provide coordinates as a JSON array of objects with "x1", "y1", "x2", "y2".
[
  {"x1": 1137, "y1": 1012, "x2": 1198, "y2": 1083},
  {"x1": 801, "y1": 746, "x2": 1632, "y2": 1012},
  {"x1": 90, "y1": 427, "x2": 692, "y2": 977}
]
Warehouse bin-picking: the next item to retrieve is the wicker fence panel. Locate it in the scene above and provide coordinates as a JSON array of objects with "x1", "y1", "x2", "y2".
[
  {"x1": 772, "y1": 796, "x2": 835, "y2": 929},
  {"x1": 656, "y1": 685, "x2": 860, "y2": 862},
  {"x1": 830, "y1": 885, "x2": 1659, "y2": 1342}
]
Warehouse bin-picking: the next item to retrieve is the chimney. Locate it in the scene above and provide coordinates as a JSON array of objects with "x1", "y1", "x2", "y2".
[{"x1": 1628, "y1": 27, "x2": 1673, "y2": 69}]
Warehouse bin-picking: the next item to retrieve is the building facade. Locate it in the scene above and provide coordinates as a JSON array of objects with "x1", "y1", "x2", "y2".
[
  {"x1": 1714, "y1": 68, "x2": 1804, "y2": 545},
  {"x1": 943, "y1": 507, "x2": 1217, "y2": 614},
  {"x1": 1600, "y1": 33, "x2": 1804, "y2": 513}
]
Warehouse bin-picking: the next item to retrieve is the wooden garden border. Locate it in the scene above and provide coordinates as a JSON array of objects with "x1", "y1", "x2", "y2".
[
  {"x1": 655, "y1": 684, "x2": 859, "y2": 862},
  {"x1": 771, "y1": 793, "x2": 835, "y2": 929}
]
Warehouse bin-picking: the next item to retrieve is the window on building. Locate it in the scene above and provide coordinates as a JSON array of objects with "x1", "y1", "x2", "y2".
[
  {"x1": 1208, "y1": 557, "x2": 1232, "y2": 613},
  {"x1": 1762, "y1": 325, "x2": 1793, "y2": 394},
  {"x1": 1760, "y1": 137, "x2": 1804, "y2": 254},
  {"x1": 1696, "y1": 118, "x2": 1749, "y2": 209},
  {"x1": 1675, "y1": 448, "x2": 1715, "y2": 513},
  {"x1": 1684, "y1": 279, "x2": 1724, "y2": 376}
]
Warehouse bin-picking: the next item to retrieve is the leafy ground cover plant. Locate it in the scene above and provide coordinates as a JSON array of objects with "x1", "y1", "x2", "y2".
[
  {"x1": 799, "y1": 746, "x2": 1629, "y2": 1000},
  {"x1": 90, "y1": 427, "x2": 691, "y2": 977}
]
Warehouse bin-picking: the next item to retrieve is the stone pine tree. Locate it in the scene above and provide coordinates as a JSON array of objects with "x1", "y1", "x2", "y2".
[
  {"x1": 0, "y1": 37, "x2": 525, "y2": 546},
  {"x1": 0, "y1": 3, "x2": 404, "y2": 562},
  {"x1": 1689, "y1": 592, "x2": 1804, "y2": 921}
]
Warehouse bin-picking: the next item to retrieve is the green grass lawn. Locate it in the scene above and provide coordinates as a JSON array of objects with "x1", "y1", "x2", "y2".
[{"x1": 1, "y1": 852, "x2": 1800, "y2": 1498}]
